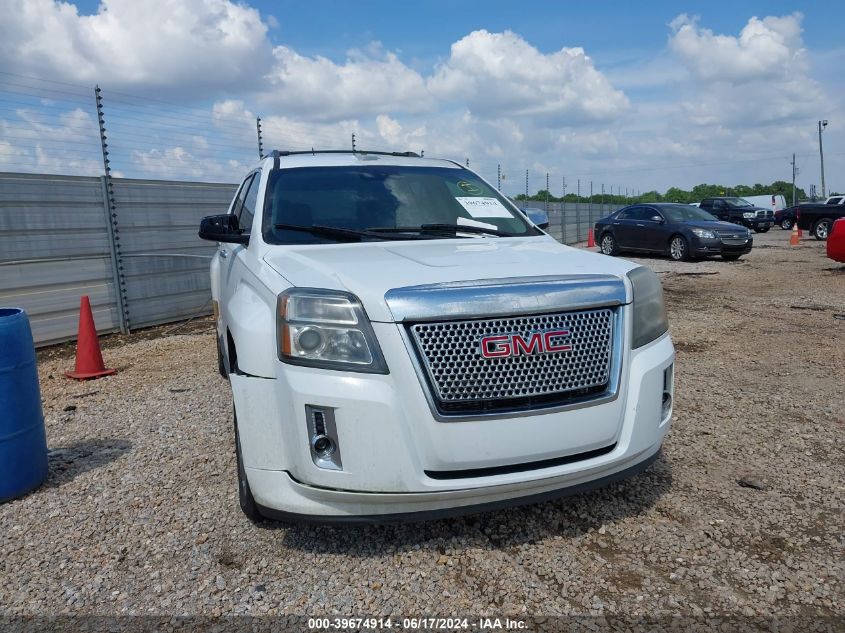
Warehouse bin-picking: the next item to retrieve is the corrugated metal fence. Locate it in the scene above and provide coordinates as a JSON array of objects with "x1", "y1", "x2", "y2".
[
  {"x1": 0, "y1": 171, "x2": 620, "y2": 346},
  {"x1": 515, "y1": 201, "x2": 616, "y2": 245},
  {"x1": 0, "y1": 172, "x2": 236, "y2": 346}
]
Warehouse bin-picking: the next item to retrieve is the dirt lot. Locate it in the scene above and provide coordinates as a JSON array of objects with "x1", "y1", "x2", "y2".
[{"x1": 1, "y1": 229, "x2": 843, "y2": 625}]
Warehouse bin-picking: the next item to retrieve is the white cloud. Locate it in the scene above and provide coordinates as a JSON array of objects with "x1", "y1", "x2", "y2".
[
  {"x1": 131, "y1": 146, "x2": 246, "y2": 181},
  {"x1": 666, "y1": 13, "x2": 827, "y2": 128},
  {"x1": 669, "y1": 13, "x2": 805, "y2": 82},
  {"x1": 262, "y1": 43, "x2": 430, "y2": 122},
  {"x1": 0, "y1": 0, "x2": 273, "y2": 95},
  {"x1": 429, "y1": 30, "x2": 628, "y2": 124}
]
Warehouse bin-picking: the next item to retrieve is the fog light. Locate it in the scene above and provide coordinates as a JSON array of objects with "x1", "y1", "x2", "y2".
[
  {"x1": 311, "y1": 434, "x2": 335, "y2": 457},
  {"x1": 305, "y1": 405, "x2": 342, "y2": 471}
]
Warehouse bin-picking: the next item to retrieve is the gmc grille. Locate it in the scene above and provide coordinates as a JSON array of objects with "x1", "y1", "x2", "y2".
[{"x1": 409, "y1": 308, "x2": 615, "y2": 414}]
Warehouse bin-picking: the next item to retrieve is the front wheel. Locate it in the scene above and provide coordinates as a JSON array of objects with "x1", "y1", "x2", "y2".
[
  {"x1": 722, "y1": 253, "x2": 742, "y2": 261},
  {"x1": 780, "y1": 218, "x2": 793, "y2": 230},
  {"x1": 599, "y1": 232, "x2": 619, "y2": 256},
  {"x1": 669, "y1": 235, "x2": 690, "y2": 261},
  {"x1": 813, "y1": 218, "x2": 832, "y2": 241},
  {"x1": 234, "y1": 409, "x2": 262, "y2": 523}
]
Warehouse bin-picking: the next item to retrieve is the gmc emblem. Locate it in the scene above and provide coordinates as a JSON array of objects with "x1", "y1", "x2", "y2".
[{"x1": 479, "y1": 330, "x2": 572, "y2": 359}]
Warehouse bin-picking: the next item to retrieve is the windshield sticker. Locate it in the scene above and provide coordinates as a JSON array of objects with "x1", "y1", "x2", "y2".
[
  {"x1": 455, "y1": 196, "x2": 514, "y2": 219},
  {"x1": 457, "y1": 216, "x2": 498, "y2": 230},
  {"x1": 457, "y1": 180, "x2": 483, "y2": 195}
]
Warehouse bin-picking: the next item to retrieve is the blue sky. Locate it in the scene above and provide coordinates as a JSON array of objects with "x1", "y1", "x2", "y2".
[{"x1": 1, "y1": 0, "x2": 842, "y2": 195}]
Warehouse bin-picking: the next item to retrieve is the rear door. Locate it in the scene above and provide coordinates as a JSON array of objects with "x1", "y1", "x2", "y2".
[{"x1": 611, "y1": 207, "x2": 637, "y2": 247}]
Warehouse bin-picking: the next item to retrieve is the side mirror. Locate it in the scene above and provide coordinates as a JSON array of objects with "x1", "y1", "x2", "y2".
[
  {"x1": 525, "y1": 209, "x2": 550, "y2": 230},
  {"x1": 651, "y1": 215, "x2": 664, "y2": 223},
  {"x1": 199, "y1": 214, "x2": 249, "y2": 244}
]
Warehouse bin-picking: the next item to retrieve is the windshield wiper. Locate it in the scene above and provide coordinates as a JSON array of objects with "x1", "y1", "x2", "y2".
[
  {"x1": 367, "y1": 223, "x2": 516, "y2": 238},
  {"x1": 274, "y1": 223, "x2": 430, "y2": 241}
]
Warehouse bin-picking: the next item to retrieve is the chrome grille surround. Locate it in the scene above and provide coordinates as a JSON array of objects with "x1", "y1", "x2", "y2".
[{"x1": 409, "y1": 307, "x2": 617, "y2": 413}]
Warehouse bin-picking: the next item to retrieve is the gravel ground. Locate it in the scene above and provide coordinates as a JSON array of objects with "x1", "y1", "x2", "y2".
[{"x1": 1, "y1": 229, "x2": 843, "y2": 625}]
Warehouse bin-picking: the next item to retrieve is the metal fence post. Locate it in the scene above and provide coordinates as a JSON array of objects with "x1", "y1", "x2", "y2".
[
  {"x1": 100, "y1": 176, "x2": 127, "y2": 334},
  {"x1": 94, "y1": 86, "x2": 129, "y2": 333}
]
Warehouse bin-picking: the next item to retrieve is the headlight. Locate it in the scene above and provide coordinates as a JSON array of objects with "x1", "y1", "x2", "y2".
[
  {"x1": 277, "y1": 289, "x2": 388, "y2": 373},
  {"x1": 627, "y1": 267, "x2": 669, "y2": 349},
  {"x1": 691, "y1": 228, "x2": 715, "y2": 239},
  {"x1": 742, "y1": 212, "x2": 756, "y2": 219}
]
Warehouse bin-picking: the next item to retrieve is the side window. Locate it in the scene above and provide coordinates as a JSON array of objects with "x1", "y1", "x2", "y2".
[
  {"x1": 239, "y1": 172, "x2": 260, "y2": 234},
  {"x1": 642, "y1": 208, "x2": 663, "y2": 222},
  {"x1": 231, "y1": 174, "x2": 254, "y2": 221},
  {"x1": 616, "y1": 208, "x2": 632, "y2": 220},
  {"x1": 699, "y1": 199, "x2": 711, "y2": 208},
  {"x1": 625, "y1": 206, "x2": 649, "y2": 221}
]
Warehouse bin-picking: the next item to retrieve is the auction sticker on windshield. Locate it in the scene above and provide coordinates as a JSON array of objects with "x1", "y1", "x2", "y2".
[{"x1": 455, "y1": 196, "x2": 513, "y2": 218}]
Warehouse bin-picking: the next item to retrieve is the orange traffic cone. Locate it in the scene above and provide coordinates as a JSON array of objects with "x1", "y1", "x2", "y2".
[
  {"x1": 65, "y1": 296, "x2": 117, "y2": 380},
  {"x1": 587, "y1": 229, "x2": 596, "y2": 248},
  {"x1": 789, "y1": 223, "x2": 800, "y2": 247}
]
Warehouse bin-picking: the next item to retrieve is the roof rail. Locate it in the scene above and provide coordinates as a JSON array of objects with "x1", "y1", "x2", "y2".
[{"x1": 267, "y1": 149, "x2": 421, "y2": 170}]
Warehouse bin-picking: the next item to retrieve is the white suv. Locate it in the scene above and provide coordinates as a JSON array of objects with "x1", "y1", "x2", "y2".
[{"x1": 199, "y1": 150, "x2": 675, "y2": 522}]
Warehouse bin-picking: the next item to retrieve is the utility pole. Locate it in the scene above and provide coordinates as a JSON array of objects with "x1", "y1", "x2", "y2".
[
  {"x1": 601, "y1": 183, "x2": 605, "y2": 206},
  {"x1": 497, "y1": 164, "x2": 501, "y2": 191},
  {"x1": 351, "y1": 133, "x2": 356, "y2": 152},
  {"x1": 818, "y1": 120, "x2": 828, "y2": 198},
  {"x1": 562, "y1": 176, "x2": 566, "y2": 199},
  {"x1": 525, "y1": 169, "x2": 529, "y2": 198},
  {"x1": 466, "y1": 158, "x2": 470, "y2": 168},
  {"x1": 256, "y1": 117, "x2": 264, "y2": 159},
  {"x1": 791, "y1": 153, "x2": 798, "y2": 207}
]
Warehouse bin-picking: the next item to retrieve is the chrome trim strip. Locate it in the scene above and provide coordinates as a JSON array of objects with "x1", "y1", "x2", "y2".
[
  {"x1": 398, "y1": 306, "x2": 626, "y2": 421},
  {"x1": 384, "y1": 275, "x2": 629, "y2": 323}
]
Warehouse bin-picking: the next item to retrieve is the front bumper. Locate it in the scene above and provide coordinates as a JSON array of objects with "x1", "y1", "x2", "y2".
[
  {"x1": 250, "y1": 447, "x2": 662, "y2": 523},
  {"x1": 689, "y1": 235, "x2": 753, "y2": 257},
  {"x1": 231, "y1": 318, "x2": 674, "y2": 520}
]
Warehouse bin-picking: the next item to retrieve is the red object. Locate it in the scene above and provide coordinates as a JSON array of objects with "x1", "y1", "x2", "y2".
[
  {"x1": 65, "y1": 295, "x2": 117, "y2": 380},
  {"x1": 587, "y1": 229, "x2": 596, "y2": 248},
  {"x1": 790, "y1": 223, "x2": 801, "y2": 246},
  {"x1": 827, "y1": 218, "x2": 845, "y2": 263}
]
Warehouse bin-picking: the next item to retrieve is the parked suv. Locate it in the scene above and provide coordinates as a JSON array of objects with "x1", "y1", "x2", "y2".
[
  {"x1": 199, "y1": 150, "x2": 675, "y2": 522},
  {"x1": 698, "y1": 197, "x2": 773, "y2": 233}
]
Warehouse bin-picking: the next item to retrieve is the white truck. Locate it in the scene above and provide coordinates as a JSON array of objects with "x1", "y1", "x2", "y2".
[{"x1": 199, "y1": 150, "x2": 675, "y2": 522}]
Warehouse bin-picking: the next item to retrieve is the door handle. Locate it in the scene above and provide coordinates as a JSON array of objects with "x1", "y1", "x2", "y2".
[
  {"x1": 219, "y1": 249, "x2": 228, "y2": 259},
  {"x1": 636, "y1": 223, "x2": 645, "y2": 227}
]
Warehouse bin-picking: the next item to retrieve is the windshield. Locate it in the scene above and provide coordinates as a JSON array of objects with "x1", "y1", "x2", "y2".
[
  {"x1": 261, "y1": 165, "x2": 537, "y2": 244},
  {"x1": 661, "y1": 205, "x2": 719, "y2": 223},
  {"x1": 724, "y1": 197, "x2": 754, "y2": 208}
]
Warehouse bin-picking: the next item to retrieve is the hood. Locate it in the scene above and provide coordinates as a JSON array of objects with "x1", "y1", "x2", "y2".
[{"x1": 262, "y1": 236, "x2": 638, "y2": 322}]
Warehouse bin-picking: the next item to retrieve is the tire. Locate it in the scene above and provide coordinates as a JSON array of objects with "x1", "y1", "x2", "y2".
[
  {"x1": 813, "y1": 218, "x2": 832, "y2": 241},
  {"x1": 722, "y1": 253, "x2": 742, "y2": 261},
  {"x1": 234, "y1": 408, "x2": 262, "y2": 523},
  {"x1": 669, "y1": 235, "x2": 690, "y2": 261},
  {"x1": 780, "y1": 219, "x2": 793, "y2": 230},
  {"x1": 216, "y1": 337, "x2": 228, "y2": 379},
  {"x1": 757, "y1": 227, "x2": 770, "y2": 233},
  {"x1": 599, "y1": 232, "x2": 619, "y2": 256}
]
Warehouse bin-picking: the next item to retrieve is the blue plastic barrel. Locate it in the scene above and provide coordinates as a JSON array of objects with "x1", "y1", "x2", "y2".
[{"x1": 0, "y1": 308, "x2": 48, "y2": 502}]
